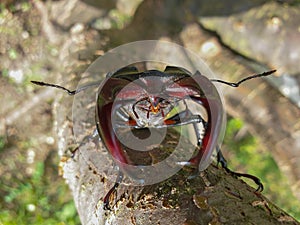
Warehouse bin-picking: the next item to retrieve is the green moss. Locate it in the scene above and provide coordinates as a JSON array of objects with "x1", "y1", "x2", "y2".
[
  {"x1": 0, "y1": 136, "x2": 5, "y2": 151},
  {"x1": 8, "y1": 48, "x2": 18, "y2": 60},
  {"x1": 0, "y1": 154, "x2": 80, "y2": 225}
]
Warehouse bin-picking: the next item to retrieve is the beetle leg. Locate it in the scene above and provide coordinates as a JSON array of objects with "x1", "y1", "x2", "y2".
[
  {"x1": 165, "y1": 111, "x2": 206, "y2": 178},
  {"x1": 132, "y1": 97, "x2": 149, "y2": 119},
  {"x1": 166, "y1": 110, "x2": 207, "y2": 170},
  {"x1": 216, "y1": 146, "x2": 263, "y2": 192},
  {"x1": 178, "y1": 121, "x2": 206, "y2": 178},
  {"x1": 193, "y1": 119, "x2": 208, "y2": 146},
  {"x1": 178, "y1": 119, "x2": 208, "y2": 177},
  {"x1": 132, "y1": 100, "x2": 140, "y2": 119},
  {"x1": 103, "y1": 171, "x2": 124, "y2": 210},
  {"x1": 164, "y1": 114, "x2": 204, "y2": 127},
  {"x1": 163, "y1": 108, "x2": 205, "y2": 127}
]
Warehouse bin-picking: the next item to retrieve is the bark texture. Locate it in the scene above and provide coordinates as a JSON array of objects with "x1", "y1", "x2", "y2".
[
  {"x1": 60, "y1": 130, "x2": 299, "y2": 225},
  {"x1": 35, "y1": 0, "x2": 299, "y2": 224}
]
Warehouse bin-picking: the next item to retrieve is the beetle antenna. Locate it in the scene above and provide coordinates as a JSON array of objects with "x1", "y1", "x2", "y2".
[
  {"x1": 210, "y1": 69, "x2": 276, "y2": 87},
  {"x1": 31, "y1": 81, "x2": 99, "y2": 95},
  {"x1": 31, "y1": 81, "x2": 77, "y2": 95}
]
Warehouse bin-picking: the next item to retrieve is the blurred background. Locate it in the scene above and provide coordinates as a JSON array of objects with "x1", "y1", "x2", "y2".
[{"x1": 0, "y1": 0, "x2": 299, "y2": 224}]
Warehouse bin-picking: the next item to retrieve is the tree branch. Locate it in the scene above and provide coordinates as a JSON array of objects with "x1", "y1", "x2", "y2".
[{"x1": 61, "y1": 136, "x2": 299, "y2": 224}]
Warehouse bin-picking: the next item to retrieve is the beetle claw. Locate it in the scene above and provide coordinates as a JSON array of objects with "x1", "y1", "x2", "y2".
[{"x1": 103, "y1": 202, "x2": 112, "y2": 211}]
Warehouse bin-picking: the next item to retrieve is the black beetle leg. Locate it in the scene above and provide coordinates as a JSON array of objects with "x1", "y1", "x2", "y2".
[
  {"x1": 216, "y1": 146, "x2": 264, "y2": 192},
  {"x1": 103, "y1": 171, "x2": 124, "y2": 210}
]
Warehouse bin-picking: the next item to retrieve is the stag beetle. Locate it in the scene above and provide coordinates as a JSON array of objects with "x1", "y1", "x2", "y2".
[{"x1": 32, "y1": 65, "x2": 276, "y2": 210}]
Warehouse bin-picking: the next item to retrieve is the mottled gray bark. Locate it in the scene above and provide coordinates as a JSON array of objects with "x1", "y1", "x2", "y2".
[
  {"x1": 36, "y1": 0, "x2": 299, "y2": 224},
  {"x1": 59, "y1": 124, "x2": 299, "y2": 224}
]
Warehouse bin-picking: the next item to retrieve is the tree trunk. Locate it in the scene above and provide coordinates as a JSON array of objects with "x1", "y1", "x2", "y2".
[
  {"x1": 60, "y1": 126, "x2": 299, "y2": 225},
  {"x1": 54, "y1": 30, "x2": 299, "y2": 225},
  {"x1": 34, "y1": 0, "x2": 299, "y2": 224}
]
